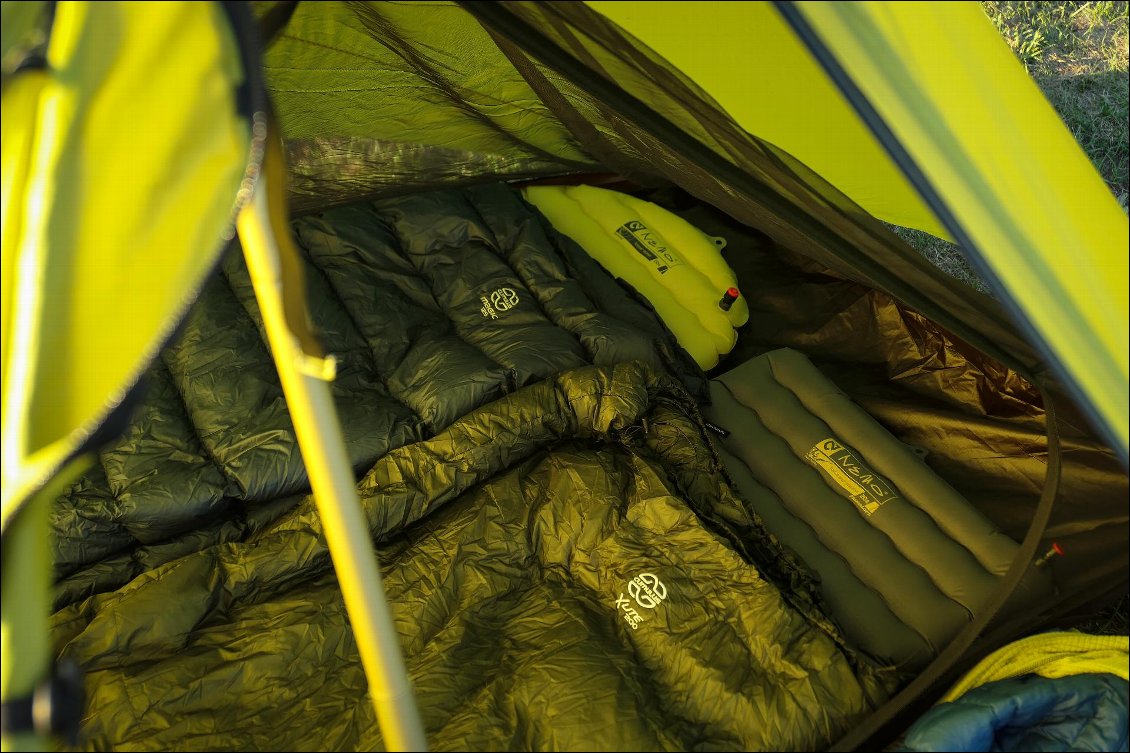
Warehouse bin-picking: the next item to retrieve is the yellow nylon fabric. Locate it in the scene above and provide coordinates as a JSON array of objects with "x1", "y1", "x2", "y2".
[
  {"x1": 798, "y1": 1, "x2": 1129, "y2": 461},
  {"x1": 941, "y1": 632, "x2": 1130, "y2": 703},
  {"x1": 1, "y1": 71, "x2": 45, "y2": 434},
  {"x1": 523, "y1": 184, "x2": 747, "y2": 369},
  {"x1": 585, "y1": 1, "x2": 949, "y2": 239},
  {"x1": 1, "y1": 2, "x2": 250, "y2": 528}
]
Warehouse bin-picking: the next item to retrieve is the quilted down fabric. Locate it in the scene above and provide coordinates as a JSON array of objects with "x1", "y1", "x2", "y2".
[
  {"x1": 901, "y1": 672, "x2": 1130, "y2": 752},
  {"x1": 50, "y1": 184, "x2": 702, "y2": 610},
  {"x1": 52, "y1": 363, "x2": 893, "y2": 751}
]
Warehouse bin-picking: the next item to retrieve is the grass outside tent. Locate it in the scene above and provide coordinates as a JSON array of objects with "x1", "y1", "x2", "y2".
[{"x1": 892, "y1": 0, "x2": 1129, "y2": 295}]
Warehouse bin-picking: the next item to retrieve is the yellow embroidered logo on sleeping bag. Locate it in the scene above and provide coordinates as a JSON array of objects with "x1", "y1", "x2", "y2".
[
  {"x1": 614, "y1": 572, "x2": 668, "y2": 630},
  {"x1": 615, "y1": 594, "x2": 644, "y2": 630},
  {"x1": 628, "y1": 572, "x2": 667, "y2": 609},
  {"x1": 480, "y1": 287, "x2": 519, "y2": 319},
  {"x1": 806, "y1": 438, "x2": 900, "y2": 517}
]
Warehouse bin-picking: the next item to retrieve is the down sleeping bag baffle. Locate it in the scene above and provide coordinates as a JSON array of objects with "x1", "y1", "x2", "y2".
[
  {"x1": 51, "y1": 363, "x2": 895, "y2": 751},
  {"x1": 49, "y1": 183, "x2": 703, "y2": 611}
]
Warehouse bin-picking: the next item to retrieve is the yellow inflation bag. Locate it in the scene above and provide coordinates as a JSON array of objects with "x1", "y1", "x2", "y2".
[{"x1": 523, "y1": 184, "x2": 748, "y2": 369}]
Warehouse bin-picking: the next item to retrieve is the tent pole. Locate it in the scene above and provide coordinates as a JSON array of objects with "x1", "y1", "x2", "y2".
[{"x1": 236, "y1": 125, "x2": 426, "y2": 752}]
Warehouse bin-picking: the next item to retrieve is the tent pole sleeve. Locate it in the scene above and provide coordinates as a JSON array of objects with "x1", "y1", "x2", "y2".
[{"x1": 236, "y1": 130, "x2": 426, "y2": 753}]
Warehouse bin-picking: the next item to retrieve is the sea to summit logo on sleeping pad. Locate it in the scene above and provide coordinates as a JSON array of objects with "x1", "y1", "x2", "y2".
[
  {"x1": 479, "y1": 287, "x2": 519, "y2": 319},
  {"x1": 615, "y1": 220, "x2": 684, "y2": 274},
  {"x1": 614, "y1": 573, "x2": 668, "y2": 630},
  {"x1": 806, "y1": 438, "x2": 901, "y2": 517}
]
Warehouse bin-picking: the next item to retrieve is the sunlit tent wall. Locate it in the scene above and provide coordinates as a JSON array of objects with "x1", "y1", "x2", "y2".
[{"x1": 2, "y1": 1, "x2": 1127, "y2": 750}]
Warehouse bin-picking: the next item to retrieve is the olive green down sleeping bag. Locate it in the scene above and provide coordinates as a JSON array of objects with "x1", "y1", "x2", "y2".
[
  {"x1": 50, "y1": 184, "x2": 703, "y2": 610},
  {"x1": 45, "y1": 184, "x2": 903, "y2": 751},
  {"x1": 51, "y1": 363, "x2": 894, "y2": 751}
]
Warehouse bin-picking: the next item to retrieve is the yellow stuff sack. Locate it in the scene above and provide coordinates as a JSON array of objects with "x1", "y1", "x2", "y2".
[{"x1": 523, "y1": 184, "x2": 748, "y2": 369}]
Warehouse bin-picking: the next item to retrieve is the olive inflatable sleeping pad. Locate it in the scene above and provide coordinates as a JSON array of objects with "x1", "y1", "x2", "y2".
[{"x1": 702, "y1": 348, "x2": 1053, "y2": 670}]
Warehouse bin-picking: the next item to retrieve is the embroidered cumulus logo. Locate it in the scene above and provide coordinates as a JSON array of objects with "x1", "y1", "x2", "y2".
[
  {"x1": 479, "y1": 287, "x2": 519, "y2": 319},
  {"x1": 628, "y1": 572, "x2": 667, "y2": 608},
  {"x1": 491, "y1": 287, "x2": 518, "y2": 311},
  {"x1": 614, "y1": 572, "x2": 668, "y2": 631}
]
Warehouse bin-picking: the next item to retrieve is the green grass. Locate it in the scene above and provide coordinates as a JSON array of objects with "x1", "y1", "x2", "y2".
[
  {"x1": 894, "y1": 1, "x2": 1129, "y2": 293},
  {"x1": 987, "y1": 0, "x2": 1129, "y2": 201}
]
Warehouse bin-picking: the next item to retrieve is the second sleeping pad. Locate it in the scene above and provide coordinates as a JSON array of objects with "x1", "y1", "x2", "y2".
[{"x1": 522, "y1": 184, "x2": 748, "y2": 369}]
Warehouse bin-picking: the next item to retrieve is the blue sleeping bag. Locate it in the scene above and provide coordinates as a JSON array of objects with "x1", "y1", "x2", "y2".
[{"x1": 901, "y1": 672, "x2": 1129, "y2": 752}]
